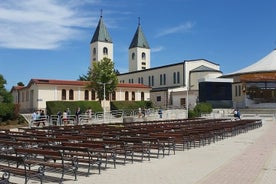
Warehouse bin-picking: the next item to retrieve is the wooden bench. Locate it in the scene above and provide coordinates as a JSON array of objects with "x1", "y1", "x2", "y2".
[
  {"x1": 15, "y1": 148, "x2": 78, "y2": 183},
  {"x1": 41, "y1": 144, "x2": 102, "y2": 176},
  {"x1": 0, "y1": 140, "x2": 26, "y2": 155},
  {"x1": 0, "y1": 154, "x2": 44, "y2": 184},
  {"x1": 115, "y1": 137, "x2": 151, "y2": 162}
]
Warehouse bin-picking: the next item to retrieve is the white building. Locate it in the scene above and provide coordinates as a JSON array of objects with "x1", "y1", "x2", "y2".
[
  {"x1": 11, "y1": 14, "x2": 223, "y2": 112},
  {"x1": 119, "y1": 60, "x2": 222, "y2": 108},
  {"x1": 11, "y1": 79, "x2": 151, "y2": 113},
  {"x1": 88, "y1": 15, "x2": 223, "y2": 109},
  {"x1": 222, "y1": 49, "x2": 276, "y2": 108}
]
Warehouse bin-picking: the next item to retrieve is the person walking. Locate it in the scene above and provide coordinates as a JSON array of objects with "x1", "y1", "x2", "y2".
[{"x1": 75, "y1": 107, "x2": 81, "y2": 124}]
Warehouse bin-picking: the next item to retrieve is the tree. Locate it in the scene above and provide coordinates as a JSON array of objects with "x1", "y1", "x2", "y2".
[
  {"x1": 88, "y1": 58, "x2": 118, "y2": 101},
  {"x1": 17, "y1": 82, "x2": 25, "y2": 86},
  {"x1": 0, "y1": 74, "x2": 15, "y2": 121},
  {"x1": 78, "y1": 67, "x2": 92, "y2": 81},
  {"x1": 0, "y1": 74, "x2": 13, "y2": 103}
]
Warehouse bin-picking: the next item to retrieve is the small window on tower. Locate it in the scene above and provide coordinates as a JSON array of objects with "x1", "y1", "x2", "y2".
[
  {"x1": 142, "y1": 52, "x2": 146, "y2": 60},
  {"x1": 103, "y1": 47, "x2": 108, "y2": 55},
  {"x1": 132, "y1": 53, "x2": 135, "y2": 60},
  {"x1": 142, "y1": 62, "x2": 146, "y2": 65},
  {"x1": 93, "y1": 48, "x2": 96, "y2": 55}
]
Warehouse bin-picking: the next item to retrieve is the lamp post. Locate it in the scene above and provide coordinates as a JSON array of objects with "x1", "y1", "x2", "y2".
[
  {"x1": 186, "y1": 86, "x2": 189, "y2": 119},
  {"x1": 186, "y1": 85, "x2": 194, "y2": 119},
  {"x1": 98, "y1": 82, "x2": 111, "y2": 123}
]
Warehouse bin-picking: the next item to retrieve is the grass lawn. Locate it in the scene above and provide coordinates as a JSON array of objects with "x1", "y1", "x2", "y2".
[{"x1": 0, "y1": 120, "x2": 28, "y2": 130}]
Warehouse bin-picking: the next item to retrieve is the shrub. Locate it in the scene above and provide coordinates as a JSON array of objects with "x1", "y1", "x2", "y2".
[
  {"x1": 18, "y1": 115, "x2": 27, "y2": 124},
  {"x1": 110, "y1": 101, "x2": 153, "y2": 110},
  {"x1": 0, "y1": 103, "x2": 16, "y2": 121},
  {"x1": 188, "y1": 110, "x2": 197, "y2": 118},
  {"x1": 189, "y1": 102, "x2": 212, "y2": 118},
  {"x1": 46, "y1": 101, "x2": 102, "y2": 115}
]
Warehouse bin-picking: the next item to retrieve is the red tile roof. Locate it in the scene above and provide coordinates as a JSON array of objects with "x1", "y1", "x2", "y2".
[
  {"x1": 30, "y1": 79, "x2": 89, "y2": 86},
  {"x1": 10, "y1": 78, "x2": 151, "y2": 90}
]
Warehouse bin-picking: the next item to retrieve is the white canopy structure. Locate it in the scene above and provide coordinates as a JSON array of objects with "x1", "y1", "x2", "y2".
[{"x1": 225, "y1": 49, "x2": 276, "y2": 76}]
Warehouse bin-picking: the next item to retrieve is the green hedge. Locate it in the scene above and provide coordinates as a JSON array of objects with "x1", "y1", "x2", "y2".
[
  {"x1": 110, "y1": 101, "x2": 153, "y2": 110},
  {"x1": 189, "y1": 102, "x2": 212, "y2": 118},
  {"x1": 0, "y1": 103, "x2": 16, "y2": 121},
  {"x1": 46, "y1": 101, "x2": 102, "y2": 115}
]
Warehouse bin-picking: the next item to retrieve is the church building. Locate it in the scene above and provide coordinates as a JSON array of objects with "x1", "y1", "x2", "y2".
[
  {"x1": 11, "y1": 14, "x2": 224, "y2": 112},
  {"x1": 89, "y1": 15, "x2": 223, "y2": 109}
]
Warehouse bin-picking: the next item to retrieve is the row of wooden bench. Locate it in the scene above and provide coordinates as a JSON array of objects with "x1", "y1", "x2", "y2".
[{"x1": 0, "y1": 118, "x2": 262, "y2": 183}]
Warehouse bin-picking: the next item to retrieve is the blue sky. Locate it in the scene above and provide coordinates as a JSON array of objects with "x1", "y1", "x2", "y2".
[{"x1": 1, "y1": 0, "x2": 276, "y2": 90}]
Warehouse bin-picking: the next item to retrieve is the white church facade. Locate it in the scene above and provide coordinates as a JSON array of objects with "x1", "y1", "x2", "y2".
[{"x1": 88, "y1": 15, "x2": 223, "y2": 109}]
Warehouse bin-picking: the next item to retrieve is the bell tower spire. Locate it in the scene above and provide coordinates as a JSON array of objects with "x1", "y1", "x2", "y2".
[
  {"x1": 128, "y1": 17, "x2": 150, "y2": 72},
  {"x1": 90, "y1": 10, "x2": 113, "y2": 68}
]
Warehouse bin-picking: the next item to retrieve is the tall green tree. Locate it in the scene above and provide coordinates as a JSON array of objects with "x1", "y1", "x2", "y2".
[
  {"x1": 0, "y1": 74, "x2": 15, "y2": 121},
  {"x1": 0, "y1": 74, "x2": 13, "y2": 103},
  {"x1": 78, "y1": 67, "x2": 92, "y2": 81},
  {"x1": 87, "y1": 58, "x2": 118, "y2": 101},
  {"x1": 17, "y1": 82, "x2": 25, "y2": 86}
]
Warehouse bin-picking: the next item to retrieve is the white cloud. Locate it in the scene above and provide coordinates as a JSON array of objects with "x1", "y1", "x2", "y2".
[
  {"x1": 151, "y1": 46, "x2": 165, "y2": 52},
  {"x1": 0, "y1": 0, "x2": 98, "y2": 49},
  {"x1": 155, "y1": 21, "x2": 195, "y2": 38}
]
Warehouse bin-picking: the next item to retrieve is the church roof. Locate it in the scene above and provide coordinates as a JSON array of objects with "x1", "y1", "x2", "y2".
[
  {"x1": 224, "y1": 49, "x2": 276, "y2": 77},
  {"x1": 90, "y1": 16, "x2": 112, "y2": 44},
  {"x1": 18, "y1": 79, "x2": 150, "y2": 89},
  {"x1": 190, "y1": 65, "x2": 220, "y2": 72},
  {"x1": 129, "y1": 24, "x2": 150, "y2": 49}
]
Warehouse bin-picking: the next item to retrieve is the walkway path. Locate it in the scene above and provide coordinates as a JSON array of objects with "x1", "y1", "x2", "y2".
[
  {"x1": 198, "y1": 120, "x2": 276, "y2": 184},
  {"x1": 61, "y1": 119, "x2": 276, "y2": 184}
]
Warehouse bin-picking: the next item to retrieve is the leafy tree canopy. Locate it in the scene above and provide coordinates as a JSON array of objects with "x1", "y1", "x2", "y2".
[
  {"x1": 0, "y1": 74, "x2": 13, "y2": 103},
  {"x1": 17, "y1": 82, "x2": 25, "y2": 86},
  {"x1": 78, "y1": 67, "x2": 92, "y2": 81},
  {"x1": 80, "y1": 58, "x2": 118, "y2": 101}
]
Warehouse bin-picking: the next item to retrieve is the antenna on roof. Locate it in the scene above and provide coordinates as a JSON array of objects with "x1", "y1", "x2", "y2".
[{"x1": 100, "y1": 9, "x2": 103, "y2": 17}]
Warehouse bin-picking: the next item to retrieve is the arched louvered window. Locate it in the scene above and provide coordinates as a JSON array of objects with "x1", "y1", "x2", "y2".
[
  {"x1": 62, "y1": 89, "x2": 66, "y2": 100},
  {"x1": 84, "y1": 90, "x2": 89, "y2": 100},
  {"x1": 103, "y1": 47, "x2": 108, "y2": 55},
  {"x1": 125, "y1": 91, "x2": 129, "y2": 101},
  {"x1": 91, "y1": 90, "x2": 96, "y2": 100},
  {"x1": 142, "y1": 52, "x2": 146, "y2": 60},
  {"x1": 141, "y1": 92, "x2": 144, "y2": 101},
  {"x1": 69, "y1": 89, "x2": 74, "y2": 100},
  {"x1": 112, "y1": 91, "x2": 116, "y2": 101},
  {"x1": 132, "y1": 91, "x2": 135, "y2": 101}
]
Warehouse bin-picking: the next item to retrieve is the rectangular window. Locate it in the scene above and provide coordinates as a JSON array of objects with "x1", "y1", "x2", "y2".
[
  {"x1": 148, "y1": 76, "x2": 151, "y2": 86},
  {"x1": 160, "y1": 74, "x2": 162, "y2": 85},
  {"x1": 235, "y1": 85, "x2": 238, "y2": 96},
  {"x1": 163, "y1": 74, "x2": 166, "y2": 85},
  {"x1": 151, "y1": 76, "x2": 154, "y2": 86},
  {"x1": 177, "y1": 72, "x2": 180, "y2": 84},
  {"x1": 173, "y1": 72, "x2": 176, "y2": 84},
  {"x1": 180, "y1": 98, "x2": 186, "y2": 108},
  {"x1": 157, "y1": 96, "x2": 161, "y2": 101}
]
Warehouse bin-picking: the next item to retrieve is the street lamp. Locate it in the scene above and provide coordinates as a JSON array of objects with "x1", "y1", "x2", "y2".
[
  {"x1": 98, "y1": 82, "x2": 110, "y2": 123},
  {"x1": 186, "y1": 85, "x2": 194, "y2": 119},
  {"x1": 186, "y1": 86, "x2": 189, "y2": 119}
]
